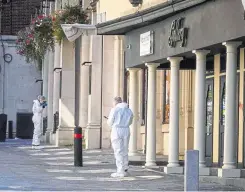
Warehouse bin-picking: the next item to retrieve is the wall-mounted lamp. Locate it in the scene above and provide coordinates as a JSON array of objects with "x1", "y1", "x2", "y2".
[
  {"x1": 35, "y1": 79, "x2": 43, "y2": 83},
  {"x1": 35, "y1": 79, "x2": 43, "y2": 95},
  {"x1": 129, "y1": 0, "x2": 142, "y2": 7},
  {"x1": 81, "y1": 61, "x2": 92, "y2": 66},
  {"x1": 53, "y1": 67, "x2": 62, "y2": 73},
  {"x1": 53, "y1": 67, "x2": 62, "y2": 98}
]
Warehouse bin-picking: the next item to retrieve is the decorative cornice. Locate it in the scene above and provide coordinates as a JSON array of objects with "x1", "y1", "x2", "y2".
[{"x1": 96, "y1": 0, "x2": 208, "y2": 35}]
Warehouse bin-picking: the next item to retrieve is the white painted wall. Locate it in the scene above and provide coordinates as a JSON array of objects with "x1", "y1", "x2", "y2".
[{"x1": 0, "y1": 35, "x2": 41, "y2": 136}]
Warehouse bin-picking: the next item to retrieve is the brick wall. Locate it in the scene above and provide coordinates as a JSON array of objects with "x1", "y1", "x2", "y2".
[{"x1": 1, "y1": 0, "x2": 42, "y2": 35}]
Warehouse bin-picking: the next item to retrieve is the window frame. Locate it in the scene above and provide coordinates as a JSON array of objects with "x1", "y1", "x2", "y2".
[{"x1": 141, "y1": 68, "x2": 148, "y2": 126}]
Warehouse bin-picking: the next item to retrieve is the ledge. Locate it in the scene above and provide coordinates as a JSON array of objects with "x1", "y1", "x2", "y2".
[{"x1": 96, "y1": 0, "x2": 208, "y2": 35}]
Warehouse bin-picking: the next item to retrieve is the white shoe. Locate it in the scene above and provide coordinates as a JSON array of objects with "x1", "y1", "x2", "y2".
[
  {"x1": 32, "y1": 145, "x2": 38, "y2": 149},
  {"x1": 32, "y1": 145, "x2": 43, "y2": 149},
  {"x1": 110, "y1": 172, "x2": 125, "y2": 178}
]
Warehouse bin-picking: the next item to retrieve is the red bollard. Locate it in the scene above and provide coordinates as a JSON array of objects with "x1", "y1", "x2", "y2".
[{"x1": 74, "y1": 127, "x2": 83, "y2": 167}]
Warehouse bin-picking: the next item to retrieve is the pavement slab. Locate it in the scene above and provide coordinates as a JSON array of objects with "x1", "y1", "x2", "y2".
[{"x1": 0, "y1": 139, "x2": 244, "y2": 191}]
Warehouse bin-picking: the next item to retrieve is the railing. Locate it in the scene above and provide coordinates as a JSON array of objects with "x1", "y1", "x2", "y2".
[
  {"x1": 53, "y1": 111, "x2": 59, "y2": 134},
  {"x1": 43, "y1": 117, "x2": 47, "y2": 135}
]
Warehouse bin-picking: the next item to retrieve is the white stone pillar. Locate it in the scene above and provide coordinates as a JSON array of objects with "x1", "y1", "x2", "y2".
[
  {"x1": 145, "y1": 63, "x2": 159, "y2": 167},
  {"x1": 114, "y1": 36, "x2": 121, "y2": 97},
  {"x1": 43, "y1": 53, "x2": 49, "y2": 117},
  {"x1": 193, "y1": 50, "x2": 210, "y2": 175},
  {"x1": 86, "y1": 35, "x2": 102, "y2": 149},
  {"x1": 53, "y1": 0, "x2": 62, "y2": 115},
  {"x1": 218, "y1": 41, "x2": 242, "y2": 178},
  {"x1": 79, "y1": 36, "x2": 90, "y2": 128},
  {"x1": 128, "y1": 68, "x2": 139, "y2": 156},
  {"x1": 164, "y1": 57, "x2": 183, "y2": 174},
  {"x1": 46, "y1": 51, "x2": 54, "y2": 142},
  {"x1": 56, "y1": 39, "x2": 75, "y2": 146},
  {"x1": 53, "y1": 43, "x2": 61, "y2": 114}
]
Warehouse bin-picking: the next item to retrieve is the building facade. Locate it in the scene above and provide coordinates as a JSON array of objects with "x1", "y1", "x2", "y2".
[
  {"x1": 94, "y1": 0, "x2": 245, "y2": 178},
  {"x1": 49, "y1": 0, "x2": 245, "y2": 178},
  {"x1": 0, "y1": 36, "x2": 41, "y2": 138}
]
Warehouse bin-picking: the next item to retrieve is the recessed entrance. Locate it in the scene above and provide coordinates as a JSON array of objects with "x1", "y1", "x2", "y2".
[{"x1": 16, "y1": 113, "x2": 34, "y2": 139}]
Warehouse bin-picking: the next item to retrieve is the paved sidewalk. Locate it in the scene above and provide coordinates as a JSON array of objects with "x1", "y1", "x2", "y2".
[{"x1": 0, "y1": 139, "x2": 243, "y2": 191}]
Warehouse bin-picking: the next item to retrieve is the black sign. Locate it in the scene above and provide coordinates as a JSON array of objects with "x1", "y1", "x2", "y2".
[{"x1": 168, "y1": 17, "x2": 188, "y2": 48}]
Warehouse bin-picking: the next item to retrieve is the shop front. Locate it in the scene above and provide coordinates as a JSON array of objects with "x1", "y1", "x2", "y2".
[{"x1": 97, "y1": 0, "x2": 245, "y2": 177}]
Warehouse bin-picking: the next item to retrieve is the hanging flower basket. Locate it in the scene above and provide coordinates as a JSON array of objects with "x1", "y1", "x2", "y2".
[
  {"x1": 31, "y1": 14, "x2": 55, "y2": 56},
  {"x1": 53, "y1": 5, "x2": 89, "y2": 44},
  {"x1": 16, "y1": 14, "x2": 54, "y2": 70},
  {"x1": 16, "y1": 27, "x2": 42, "y2": 70}
]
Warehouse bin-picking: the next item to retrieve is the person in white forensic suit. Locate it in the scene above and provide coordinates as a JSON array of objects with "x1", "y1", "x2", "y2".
[
  {"x1": 32, "y1": 95, "x2": 46, "y2": 149},
  {"x1": 107, "y1": 96, "x2": 133, "y2": 178}
]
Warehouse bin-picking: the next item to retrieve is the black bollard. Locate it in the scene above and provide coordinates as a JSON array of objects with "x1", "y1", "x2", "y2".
[
  {"x1": 0, "y1": 114, "x2": 7, "y2": 142},
  {"x1": 8, "y1": 121, "x2": 13, "y2": 139},
  {"x1": 74, "y1": 126, "x2": 83, "y2": 167}
]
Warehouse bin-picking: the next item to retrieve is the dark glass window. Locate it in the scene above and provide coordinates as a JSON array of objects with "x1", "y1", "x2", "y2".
[
  {"x1": 237, "y1": 49, "x2": 240, "y2": 70},
  {"x1": 123, "y1": 71, "x2": 128, "y2": 103},
  {"x1": 220, "y1": 54, "x2": 226, "y2": 72},
  {"x1": 206, "y1": 84, "x2": 213, "y2": 135},
  {"x1": 206, "y1": 55, "x2": 214, "y2": 76},
  {"x1": 221, "y1": 83, "x2": 226, "y2": 126},
  {"x1": 141, "y1": 69, "x2": 148, "y2": 125},
  {"x1": 162, "y1": 70, "x2": 170, "y2": 124}
]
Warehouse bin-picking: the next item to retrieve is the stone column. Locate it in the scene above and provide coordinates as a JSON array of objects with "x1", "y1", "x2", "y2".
[
  {"x1": 86, "y1": 35, "x2": 102, "y2": 149},
  {"x1": 164, "y1": 57, "x2": 183, "y2": 174},
  {"x1": 53, "y1": 44, "x2": 61, "y2": 114},
  {"x1": 128, "y1": 68, "x2": 139, "y2": 156},
  {"x1": 53, "y1": 0, "x2": 62, "y2": 114},
  {"x1": 79, "y1": 36, "x2": 90, "y2": 128},
  {"x1": 42, "y1": 53, "x2": 49, "y2": 117},
  {"x1": 145, "y1": 63, "x2": 159, "y2": 167},
  {"x1": 56, "y1": 39, "x2": 75, "y2": 146},
  {"x1": 218, "y1": 41, "x2": 242, "y2": 178},
  {"x1": 193, "y1": 50, "x2": 210, "y2": 176},
  {"x1": 114, "y1": 36, "x2": 121, "y2": 97},
  {"x1": 46, "y1": 51, "x2": 54, "y2": 142}
]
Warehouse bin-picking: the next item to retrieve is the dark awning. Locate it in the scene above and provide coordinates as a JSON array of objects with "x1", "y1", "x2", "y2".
[{"x1": 96, "y1": 0, "x2": 208, "y2": 35}]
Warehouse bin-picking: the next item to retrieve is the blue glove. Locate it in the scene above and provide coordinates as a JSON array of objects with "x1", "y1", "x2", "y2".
[{"x1": 40, "y1": 101, "x2": 47, "y2": 108}]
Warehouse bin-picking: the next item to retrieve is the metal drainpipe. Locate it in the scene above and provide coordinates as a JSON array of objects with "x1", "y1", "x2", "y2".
[
  {"x1": 0, "y1": 36, "x2": 5, "y2": 114},
  {"x1": 100, "y1": 35, "x2": 104, "y2": 149}
]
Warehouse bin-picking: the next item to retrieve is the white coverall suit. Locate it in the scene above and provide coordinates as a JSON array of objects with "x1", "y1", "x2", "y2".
[
  {"x1": 32, "y1": 100, "x2": 43, "y2": 146},
  {"x1": 107, "y1": 102, "x2": 133, "y2": 177}
]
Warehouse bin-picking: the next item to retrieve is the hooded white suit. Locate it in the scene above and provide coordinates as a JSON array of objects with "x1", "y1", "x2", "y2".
[
  {"x1": 107, "y1": 102, "x2": 133, "y2": 177},
  {"x1": 32, "y1": 100, "x2": 43, "y2": 146}
]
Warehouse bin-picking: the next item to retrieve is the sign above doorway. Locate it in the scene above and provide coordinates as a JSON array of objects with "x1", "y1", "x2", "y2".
[{"x1": 140, "y1": 31, "x2": 154, "y2": 56}]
